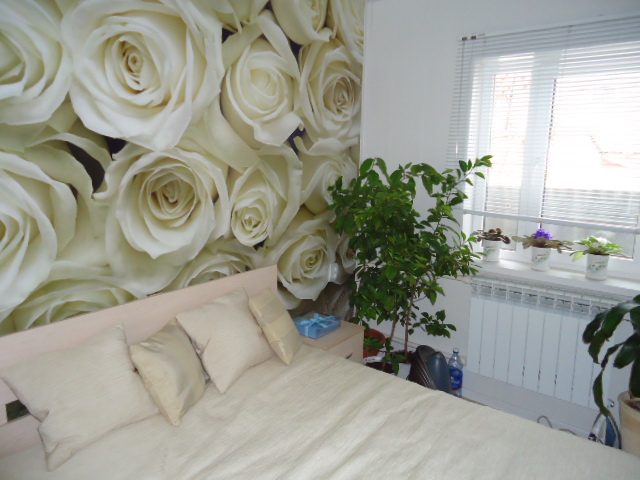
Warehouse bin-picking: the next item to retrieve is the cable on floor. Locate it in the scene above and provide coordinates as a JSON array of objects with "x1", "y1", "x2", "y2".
[{"x1": 536, "y1": 415, "x2": 578, "y2": 436}]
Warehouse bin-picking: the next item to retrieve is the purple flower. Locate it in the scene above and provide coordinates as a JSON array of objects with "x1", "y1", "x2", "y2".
[{"x1": 533, "y1": 228, "x2": 552, "y2": 240}]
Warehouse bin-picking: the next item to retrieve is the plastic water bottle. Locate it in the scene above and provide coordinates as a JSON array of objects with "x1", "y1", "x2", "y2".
[{"x1": 448, "y1": 348, "x2": 464, "y2": 397}]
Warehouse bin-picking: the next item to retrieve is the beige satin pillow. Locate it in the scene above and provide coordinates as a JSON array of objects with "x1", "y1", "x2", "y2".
[
  {"x1": 177, "y1": 288, "x2": 273, "y2": 393},
  {"x1": 0, "y1": 323, "x2": 157, "y2": 471},
  {"x1": 130, "y1": 320, "x2": 206, "y2": 426},
  {"x1": 249, "y1": 288, "x2": 302, "y2": 365}
]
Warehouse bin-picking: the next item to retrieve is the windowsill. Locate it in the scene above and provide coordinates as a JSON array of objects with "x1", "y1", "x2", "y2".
[{"x1": 470, "y1": 258, "x2": 640, "y2": 300}]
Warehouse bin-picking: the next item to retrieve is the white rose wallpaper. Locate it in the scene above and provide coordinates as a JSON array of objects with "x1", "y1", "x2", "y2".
[{"x1": 0, "y1": 0, "x2": 364, "y2": 335}]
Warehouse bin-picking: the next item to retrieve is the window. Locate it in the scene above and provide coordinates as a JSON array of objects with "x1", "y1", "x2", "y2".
[{"x1": 449, "y1": 16, "x2": 640, "y2": 279}]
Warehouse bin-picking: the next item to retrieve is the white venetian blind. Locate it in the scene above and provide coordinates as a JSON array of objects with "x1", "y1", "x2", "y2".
[{"x1": 448, "y1": 16, "x2": 640, "y2": 237}]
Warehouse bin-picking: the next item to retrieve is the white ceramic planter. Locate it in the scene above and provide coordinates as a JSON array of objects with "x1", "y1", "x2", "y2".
[
  {"x1": 586, "y1": 253, "x2": 609, "y2": 280},
  {"x1": 619, "y1": 391, "x2": 640, "y2": 457},
  {"x1": 482, "y1": 240, "x2": 502, "y2": 262},
  {"x1": 530, "y1": 247, "x2": 551, "y2": 271}
]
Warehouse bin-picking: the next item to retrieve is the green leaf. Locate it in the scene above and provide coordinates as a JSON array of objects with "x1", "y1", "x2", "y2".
[
  {"x1": 384, "y1": 266, "x2": 399, "y2": 281},
  {"x1": 360, "y1": 157, "x2": 374, "y2": 174},
  {"x1": 583, "y1": 311, "x2": 605, "y2": 343},
  {"x1": 630, "y1": 359, "x2": 640, "y2": 398},
  {"x1": 592, "y1": 371, "x2": 610, "y2": 416},
  {"x1": 613, "y1": 339, "x2": 639, "y2": 369}
]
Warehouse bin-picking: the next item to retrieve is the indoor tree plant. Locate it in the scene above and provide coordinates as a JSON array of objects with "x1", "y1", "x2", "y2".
[
  {"x1": 472, "y1": 228, "x2": 511, "y2": 262},
  {"x1": 571, "y1": 236, "x2": 623, "y2": 281},
  {"x1": 513, "y1": 228, "x2": 572, "y2": 272},
  {"x1": 330, "y1": 155, "x2": 492, "y2": 373},
  {"x1": 582, "y1": 294, "x2": 640, "y2": 455}
]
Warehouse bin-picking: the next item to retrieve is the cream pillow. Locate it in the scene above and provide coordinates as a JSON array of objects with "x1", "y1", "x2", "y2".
[
  {"x1": 249, "y1": 288, "x2": 302, "y2": 365},
  {"x1": 177, "y1": 288, "x2": 273, "y2": 393},
  {"x1": 130, "y1": 320, "x2": 206, "y2": 426},
  {"x1": 0, "y1": 323, "x2": 157, "y2": 470}
]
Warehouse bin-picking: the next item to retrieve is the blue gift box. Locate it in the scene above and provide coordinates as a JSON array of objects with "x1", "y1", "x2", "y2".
[{"x1": 294, "y1": 313, "x2": 341, "y2": 339}]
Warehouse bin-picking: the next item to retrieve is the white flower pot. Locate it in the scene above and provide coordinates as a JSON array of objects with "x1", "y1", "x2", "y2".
[
  {"x1": 586, "y1": 254, "x2": 609, "y2": 280},
  {"x1": 530, "y1": 247, "x2": 551, "y2": 271},
  {"x1": 482, "y1": 240, "x2": 502, "y2": 262},
  {"x1": 619, "y1": 391, "x2": 640, "y2": 457}
]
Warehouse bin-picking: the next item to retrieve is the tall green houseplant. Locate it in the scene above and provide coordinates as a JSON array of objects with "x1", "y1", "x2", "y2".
[
  {"x1": 330, "y1": 156, "x2": 492, "y2": 371},
  {"x1": 582, "y1": 294, "x2": 640, "y2": 416}
]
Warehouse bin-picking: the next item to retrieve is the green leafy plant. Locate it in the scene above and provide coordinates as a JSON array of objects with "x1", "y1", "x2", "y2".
[
  {"x1": 473, "y1": 228, "x2": 511, "y2": 244},
  {"x1": 330, "y1": 156, "x2": 492, "y2": 373},
  {"x1": 582, "y1": 294, "x2": 640, "y2": 416},
  {"x1": 571, "y1": 236, "x2": 623, "y2": 261},
  {"x1": 513, "y1": 228, "x2": 572, "y2": 253}
]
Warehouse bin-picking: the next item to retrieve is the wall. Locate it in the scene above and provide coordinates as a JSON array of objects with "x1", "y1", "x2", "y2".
[
  {"x1": 362, "y1": 0, "x2": 640, "y2": 435},
  {"x1": 0, "y1": 0, "x2": 364, "y2": 334}
]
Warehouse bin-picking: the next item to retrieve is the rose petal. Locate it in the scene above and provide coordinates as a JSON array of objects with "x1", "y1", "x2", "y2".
[
  {"x1": 180, "y1": 99, "x2": 262, "y2": 174},
  {"x1": 328, "y1": 0, "x2": 365, "y2": 70},
  {"x1": 271, "y1": 0, "x2": 331, "y2": 45},
  {"x1": 0, "y1": 0, "x2": 72, "y2": 125},
  {"x1": 207, "y1": 0, "x2": 269, "y2": 32},
  {"x1": 163, "y1": 238, "x2": 256, "y2": 291},
  {"x1": 295, "y1": 135, "x2": 357, "y2": 214}
]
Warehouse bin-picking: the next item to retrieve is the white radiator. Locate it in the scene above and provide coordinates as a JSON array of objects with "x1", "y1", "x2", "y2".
[{"x1": 467, "y1": 278, "x2": 619, "y2": 409}]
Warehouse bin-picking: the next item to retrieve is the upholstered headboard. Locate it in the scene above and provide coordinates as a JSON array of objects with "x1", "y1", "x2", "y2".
[{"x1": 0, "y1": 265, "x2": 278, "y2": 458}]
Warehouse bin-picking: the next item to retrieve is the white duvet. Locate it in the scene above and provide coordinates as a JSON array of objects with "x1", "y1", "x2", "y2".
[{"x1": 1, "y1": 346, "x2": 639, "y2": 480}]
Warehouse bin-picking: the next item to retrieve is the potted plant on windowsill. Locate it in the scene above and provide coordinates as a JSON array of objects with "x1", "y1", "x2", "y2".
[
  {"x1": 513, "y1": 228, "x2": 572, "y2": 272},
  {"x1": 582, "y1": 294, "x2": 640, "y2": 456},
  {"x1": 330, "y1": 155, "x2": 492, "y2": 374},
  {"x1": 571, "y1": 236, "x2": 623, "y2": 281},
  {"x1": 472, "y1": 228, "x2": 511, "y2": 262}
]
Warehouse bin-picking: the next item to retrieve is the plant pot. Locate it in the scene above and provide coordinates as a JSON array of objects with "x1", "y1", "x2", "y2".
[
  {"x1": 482, "y1": 240, "x2": 502, "y2": 262},
  {"x1": 586, "y1": 253, "x2": 609, "y2": 281},
  {"x1": 365, "y1": 350, "x2": 414, "y2": 376},
  {"x1": 619, "y1": 391, "x2": 640, "y2": 457},
  {"x1": 363, "y1": 328, "x2": 386, "y2": 358},
  {"x1": 530, "y1": 247, "x2": 551, "y2": 271}
]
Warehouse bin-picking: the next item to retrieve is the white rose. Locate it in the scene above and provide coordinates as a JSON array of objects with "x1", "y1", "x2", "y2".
[
  {"x1": 298, "y1": 38, "x2": 362, "y2": 147},
  {"x1": 163, "y1": 238, "x2": 256, "y2": 291},
  {"x1": 0, "y1": 0, "x2": 71, "y2": 125},
  {"x1": 335, "y1": 232, "x2": 355, "y2": 278},
  {"x1": 259, "y1": 208, "x2": 337, "y2": 309},
  {"x1": 6, "y1": 262, "x2": 143, "y2": 333},
  {"x1": 61, "y1": 0, "x2": 224, "y2": 150},
  {"x1": 97, "y1": 144, "x2": 230, "y2": 294},
  {"x1": 0, "y1": 152, "x2": 77, "y2": 322},
  {"x1": 228, "y1": 144, "x2": 302, "y2": 246},
  {"x1": 221, "y1": 11, "x2": 302, "y2": 147},
  {"x1": 19, "y1": 118, "x2": 112, "y2": 267},
  {"x1": 180, "y1": 99, "x2": 262, "y2": 172},
  {"x1": 0, "y1": 115, "x2": 108, "y2": 330},
  {"x1": 271, "y1": 0, "x2": 331, "y2": 45},
  {"x1": 207, "y1": 0, "x2": 269, "y2": 32},
  {"x1": 295, "y1": 135, "x2": 357, "y2": 214},
  {"x1": 328, "y1": 0, "x2": 365, "y2": 69}
]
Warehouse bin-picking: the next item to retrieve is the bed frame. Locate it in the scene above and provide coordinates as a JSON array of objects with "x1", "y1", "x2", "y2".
[{"x1": 0, "y1": 265, "x2": 278, "y2": 458}]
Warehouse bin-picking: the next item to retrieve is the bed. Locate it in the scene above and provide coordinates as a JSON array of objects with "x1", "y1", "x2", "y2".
[{"x1": 0, "y1": 265, "x2": 638, "y2": 479}]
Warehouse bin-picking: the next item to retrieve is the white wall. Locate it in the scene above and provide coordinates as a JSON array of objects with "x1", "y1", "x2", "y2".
[
  {"x1": 361, "y1": 0, "x2": 640, "y2": 435},
  {"x1": 363, "y1": 0, "x2": 640, "y2": 356}
]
